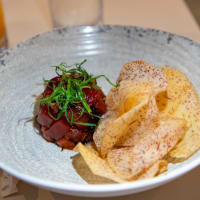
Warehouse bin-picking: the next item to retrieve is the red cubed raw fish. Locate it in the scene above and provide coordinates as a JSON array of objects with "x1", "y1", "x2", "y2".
[
  {"x1": 43, "y1": 87, "x2": 52, "y2": 98},
  {"x1": 56, "y1": 137, "x2": 75, "y2": 150},
  {"x1": 37, "y1": 105, "x2": 54, "y2": 127},
  {"x1": 42, "y1": 119, "x2": 71, "y2": 140},
  {"x1": 65, "y1": 128, "x2": 84, "y2": 143},
  {"x1": 83, "y1": 87, "x2": 105, "y2": 106},
  {"x1": 94, "y1": 98, "x2": 107, "y2": 114}
]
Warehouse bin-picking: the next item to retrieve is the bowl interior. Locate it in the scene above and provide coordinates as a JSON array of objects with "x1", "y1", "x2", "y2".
[{"x1": 0, "y1": 25, "x2": 200, "y2": 196}]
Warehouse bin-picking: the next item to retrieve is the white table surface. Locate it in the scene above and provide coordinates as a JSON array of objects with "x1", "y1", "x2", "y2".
[{"x1": 1, "y1": 0, "x2": 200, "y2": 199}]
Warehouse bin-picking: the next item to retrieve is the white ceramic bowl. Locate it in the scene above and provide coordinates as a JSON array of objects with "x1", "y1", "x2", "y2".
[{"x1": 0, "y1": 25, "x2": 200, "y2": 197}]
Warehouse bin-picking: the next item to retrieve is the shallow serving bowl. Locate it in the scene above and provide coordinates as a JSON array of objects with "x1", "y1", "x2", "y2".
[{"x1": 0, "y1": 25, "x2": 200, "y2": 197}]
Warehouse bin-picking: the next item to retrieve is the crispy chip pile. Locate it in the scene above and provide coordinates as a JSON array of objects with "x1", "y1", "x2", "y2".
[
  {"x1": 73, "y1": 60, "x2": 200, "y2": 183},
  {"x1": 94, "y1": 81, "x2": 153, "y2": 157}
]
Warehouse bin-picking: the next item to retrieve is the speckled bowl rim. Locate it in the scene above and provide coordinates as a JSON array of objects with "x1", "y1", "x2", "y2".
[{"x1": 0, "y1": 25, "x2": 200, "y2": 195}]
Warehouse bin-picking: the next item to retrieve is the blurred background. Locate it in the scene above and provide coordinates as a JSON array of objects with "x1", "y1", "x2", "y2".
[{"x1": 0, "y1": 0, "x2": 200, "y2": 49}]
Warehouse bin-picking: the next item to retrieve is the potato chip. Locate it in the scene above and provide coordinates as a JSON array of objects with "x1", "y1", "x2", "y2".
[
  {"x1": 157, "y1": 67, "x2": 192, "y2": 115},
  {"x1": 106, "y1": 80, "x2": 153, "y2": 112},
  {"x1": 73, "y1": 60, "x2": 200, "y2": 183},
  {"x1": 167, "y1": 86, "x2": 200, "y2": 161},
  {"x1": 94, "y1": 61, "x2": 169, "y2": 156},
  {"x1": 93, "y1": 111, "x2": 117, "y2": 152},
  {"x1": 107, "y1": 118, "x2": 186, "y2": 180},
  {"x1": 72, "y1": 153, "x2": 116, "y2": 184},
  {"x1": 116, "y1": 96, "x2": 158, "y2": 147},
  {"x1": 117, "y1": 60, "x2": 167, "y2": 94},
  {"x1": 118, "y1": 119, "x2": 155, "y2": 147},
  {"x1": 93, "y1": 81, "x2": 153, "y2": 157},
  {"x1": 154, "y1": 66, "x2": 200, "y2": 161},
  {"x1": 109, "y1": 61, "x2": 167, "y2": 147},
  {"x1": 74, "y1": 143, "x2": 125, "y2": 183},
  {"x1": 137, "y1": 160, "x2": 168, "y2": 180},
  {"x1": 74, "y1": 142, "x2": 98, "y2": 155}
]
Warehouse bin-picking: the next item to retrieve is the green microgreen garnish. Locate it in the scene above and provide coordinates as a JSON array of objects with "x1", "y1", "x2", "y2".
[{"x1": 39, "y1": 59, "x2": 119, "y2": 126}]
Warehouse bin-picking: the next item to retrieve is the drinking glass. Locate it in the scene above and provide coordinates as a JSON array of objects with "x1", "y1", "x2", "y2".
[{"x1": 49, "y1": 0, "x2": 103, "y2": 28}]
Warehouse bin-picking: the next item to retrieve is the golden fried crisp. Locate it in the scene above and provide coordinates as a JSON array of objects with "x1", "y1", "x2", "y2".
[
  {"x1": 167, "y1": 86, "x2": 200, "y2": 162},
  {"x1": 107, "y1": 119, "x2": 185, "y2": 180},
  {"x1": 157, "y1": 67, "x2": 193, "y2": 115},
  {"x1": 117, "y1": 60, "x2": 167, "y2": 94},
  {"x1": 137, "y1": 160, "x2": 168, "y2": 180},
  {"x1": 74, "y1": 143, "x2": 125, "y2": 183},
  {"x1": 94, "y1": 81, "x2": 153, "y2": 158},
  {"x1": 154, "y1": 67, "x2": 200, "y2": 161},
  {"x1": 73, "y1": 60, "x2": 200, "y2": 183}
]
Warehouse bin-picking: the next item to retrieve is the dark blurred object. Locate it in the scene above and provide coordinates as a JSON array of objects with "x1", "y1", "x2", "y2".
[
  {"x1": 0, "y1": 0, "x2": 7, "y2": 53},
  {"x1": 185, "y1": 0, "x2": 200, "y2": 27}
]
